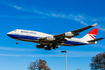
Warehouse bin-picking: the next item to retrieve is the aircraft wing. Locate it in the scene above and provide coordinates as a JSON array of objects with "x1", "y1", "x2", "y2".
[
  {"x1": 54, "y1": 23, "x2": 97, "y2": 38},
  {"x1": 38, "y1": 23, "x2": 97, "y2": 42},
  {"x1": 71, "y1": 23, "x2": 97, "y2": 33},
  {"x1": 37, "y1": 23, "x2": 97, "y2": 50}
]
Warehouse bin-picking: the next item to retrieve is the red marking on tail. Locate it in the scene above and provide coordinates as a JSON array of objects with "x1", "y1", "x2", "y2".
[
  {"x1": 89, "y1": 34, "x2": 95, "y2": 39},
  {"x1": 88, "y1": 28, "x2": 98, "y2": 35}
]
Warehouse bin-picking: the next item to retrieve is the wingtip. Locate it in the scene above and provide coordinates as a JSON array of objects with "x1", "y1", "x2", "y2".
[
  {"x1": 92, "y1": 23, "x2": 97, "y2": 27},
  {"x1": 100, "y1": 37, "x2": 105, "y2": 40},
  {"x1": 103, "y1": 37, "x2": 105, "y2": 39}
]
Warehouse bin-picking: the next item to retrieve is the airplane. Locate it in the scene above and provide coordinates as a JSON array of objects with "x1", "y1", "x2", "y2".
[{"x1": 7, "y1": 23, "x2": 104, "y2": 50}]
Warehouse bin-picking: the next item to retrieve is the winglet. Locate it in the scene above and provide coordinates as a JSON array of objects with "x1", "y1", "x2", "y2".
[{"x1": 91, "y1": 23, "x2": 97, "y2": 27}]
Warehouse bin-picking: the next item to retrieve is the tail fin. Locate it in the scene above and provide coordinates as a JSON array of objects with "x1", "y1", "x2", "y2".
[{"x1": 81, "y1": 28, "x2": 99, "y2": 41}]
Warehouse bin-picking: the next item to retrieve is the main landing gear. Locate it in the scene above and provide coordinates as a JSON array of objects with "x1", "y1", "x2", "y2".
[
  {"x1": 53, "y1": 45, "x2": 58, "y2": 50},
  {"x1": 16, "y1": 39, "x2": 18, "y2": 45}
]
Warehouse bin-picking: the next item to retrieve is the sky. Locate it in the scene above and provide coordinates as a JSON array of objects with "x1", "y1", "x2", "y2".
[{"x1": 0, "y1": 0, "x2": 105, "y2": 70}]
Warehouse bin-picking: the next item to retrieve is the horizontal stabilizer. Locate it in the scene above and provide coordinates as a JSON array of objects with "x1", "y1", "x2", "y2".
[{"x1": 88, "y1": 37, "x2": 105, "y2": 42}]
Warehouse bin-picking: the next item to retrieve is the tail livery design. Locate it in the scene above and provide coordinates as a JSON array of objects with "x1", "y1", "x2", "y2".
[
  {"x1": 88, "y1": 28, "x2": 98, "y2": 40},
  {"x1": 81, "y1": 28, "x2": 99, "y2": 41}
]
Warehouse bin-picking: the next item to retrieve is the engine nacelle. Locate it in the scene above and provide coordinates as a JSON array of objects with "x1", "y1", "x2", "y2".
[
  {"x1": 64, "y1": 32, "x2": 74, "y2": 37},
  {"x1": 45, "y1": 36, "x2": 55, "y2": 41},
  {"x1": 36, "y1": 45, "x2": 44, "y2": 48}
]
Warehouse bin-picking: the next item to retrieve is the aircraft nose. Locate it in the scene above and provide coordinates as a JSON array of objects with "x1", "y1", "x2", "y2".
[{"x1": 7, "y1": 32, "x2": 10, "y2": 36}]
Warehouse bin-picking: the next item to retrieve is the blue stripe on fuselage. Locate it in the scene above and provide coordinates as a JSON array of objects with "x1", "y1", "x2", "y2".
[
  {"x1": 64, "y1": 41, "x2": 87, "y2": 45},
  {"x1": 7, "y1": 34, "x2": 40, "y2": 40},
  {"x1": 8, "y1": 34, "x2": 87, "y2": 45}
]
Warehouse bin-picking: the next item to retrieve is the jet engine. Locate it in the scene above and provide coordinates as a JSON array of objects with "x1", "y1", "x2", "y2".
[
  {"x1": 36, "y1": 45, "x2": 44, "y2": 48},
  {"x1": 64, "y1": 32, "x2": 74, "y2": 37},
  {"x1": 45, "y1": 36, "x2": 55, "y2": 41}
]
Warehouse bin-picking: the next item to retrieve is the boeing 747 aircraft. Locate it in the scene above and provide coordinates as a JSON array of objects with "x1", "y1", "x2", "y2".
[{"x1": 7, "y1": 23, "x2": 104, "y2": 50}]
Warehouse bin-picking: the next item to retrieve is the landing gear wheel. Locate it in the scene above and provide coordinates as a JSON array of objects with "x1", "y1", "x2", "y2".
[
  {"x1": 16, "y1": 39, "x2": 18, "y2": 45},
  {"x1": 48, "y1": 47, "x2": 51, "y2": 50},
  {"x1": 53, "y1": 45, "x2": 58, "y2": 50},
  {"x1": 16, "y1": 42, "x2": 18, "y2": 45},
  {"x1": 53, "y1": 46, "x2": 56, "y2": 49}
]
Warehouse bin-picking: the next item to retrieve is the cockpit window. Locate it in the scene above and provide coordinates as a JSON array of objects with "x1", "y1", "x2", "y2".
[{"x1": 14, "y1": 30, "x2": 17, "y2": 32}]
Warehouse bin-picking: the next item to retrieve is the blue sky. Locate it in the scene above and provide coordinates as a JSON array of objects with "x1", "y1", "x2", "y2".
[{"x1": 0, "y1": 0, "x2": 105, "y2": 70}]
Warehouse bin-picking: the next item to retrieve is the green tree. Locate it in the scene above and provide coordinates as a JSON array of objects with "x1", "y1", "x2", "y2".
[
  {"x1": 28, "y1": 59, "x2": 51, "y2": 70},
  {"x1": 90, "y1": 52, "x2": 105, "y2": 70}
]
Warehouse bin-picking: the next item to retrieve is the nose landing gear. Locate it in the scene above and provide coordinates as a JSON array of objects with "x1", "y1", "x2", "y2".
[{"x1": 16, "y1": 39, "x2": 18, "y2": 45}]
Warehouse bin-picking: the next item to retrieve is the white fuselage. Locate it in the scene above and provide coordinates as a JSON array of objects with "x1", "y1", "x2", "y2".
[{"x1": 7, "y1": 29, "x2": 95, "y2": 46}]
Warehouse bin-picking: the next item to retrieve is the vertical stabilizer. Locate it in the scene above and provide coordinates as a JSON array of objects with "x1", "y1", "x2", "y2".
[{"x1": 81, "y1": 28, "x2": 98, "y2": 41}]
